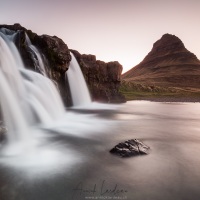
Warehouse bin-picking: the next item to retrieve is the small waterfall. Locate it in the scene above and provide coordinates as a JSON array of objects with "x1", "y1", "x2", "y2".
[
  {"x1": 0, "y1": 29, "x2": 65, "y2": 150},
  {"x1": 66, "y1": 52, "x2": 92, "y2": 107},
  {"x1": 0, "y1": 70, "x2": 30, "y2": 143},
  {"x1": 20, "y1": 69, "x2": 65, "y2": 121},
  {"x1": 25, "y1": 33, "x2": 47, "y2": 76},
  {"x1": 0, "y1": 28, "x2": 24, "y2": 69},
  {"x1": 0, "y1": 31, "x2": 32, "y2": 144}
]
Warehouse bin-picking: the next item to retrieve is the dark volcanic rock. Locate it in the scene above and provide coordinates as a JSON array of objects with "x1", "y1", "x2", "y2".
[
  {"x1": 122, "y1": 34, "x2": 200, "y2": 89},
  {"x1": 0, "y1": 23, "x2": 71, "y2": 105},
  {"x1": 70, "y1": 50, "x2": 126, "y2": 103},
  {"x1": 110, "y1": 139, "x2": 150, "y2": 157}
]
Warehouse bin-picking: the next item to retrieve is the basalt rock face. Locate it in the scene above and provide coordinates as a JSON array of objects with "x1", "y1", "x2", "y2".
[
  {"x1": 0, "y1": 23, "x2": 71, "y2": 105},
  {"x1": 70, "y1": 50, "x2": 126, "y2": 103},
  {"x1": 122, "y1": 34, "x2": 200, "y2": 88}
]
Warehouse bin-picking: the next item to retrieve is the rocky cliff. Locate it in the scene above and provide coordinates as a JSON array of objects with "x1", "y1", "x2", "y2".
[
  {"x1": 70, "y1": 50, "x2": 126, "y2": 103},
  {"x1": 0, "y1": 24, "x2": 125, "y2": 105},
  {"x1": 123, "y1": 34, "x2": 200, "y2": 88}
]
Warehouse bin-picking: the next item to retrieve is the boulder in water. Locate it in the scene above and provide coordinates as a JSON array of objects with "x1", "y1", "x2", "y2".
[{"x1": 110, "y1": 139, "x2": 150, "y2": 157}]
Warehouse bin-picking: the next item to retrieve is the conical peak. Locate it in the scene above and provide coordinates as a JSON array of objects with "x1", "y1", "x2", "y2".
[
  {"x1": 151, "y1": 33, "x2": 186, "y2": 55},
  {"x1": 158, "y1": 33, "x2": 183, "y2": 44},
  {"x1": 122, "y1": 33, "x2": 200, "y2": 79}
]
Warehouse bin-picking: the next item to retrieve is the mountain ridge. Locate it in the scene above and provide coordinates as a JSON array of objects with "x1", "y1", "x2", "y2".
[
  {"x1": 122, "y1": 33, "x2": 200, "y2": 87},
  {"x1": 121, "y1": 34, "x2": 200, "y2": 101}
]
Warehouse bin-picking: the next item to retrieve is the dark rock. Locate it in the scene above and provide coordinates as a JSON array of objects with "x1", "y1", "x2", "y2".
[
  {"x1": 0, "y1": 125, "x2": 7, "y2": 142},
  {"x1": 110, "y1": 139, "x2": 150, "y2": 157},
  {"x1": 70, "y1": 49, "x2": 126, "y2": 103}
]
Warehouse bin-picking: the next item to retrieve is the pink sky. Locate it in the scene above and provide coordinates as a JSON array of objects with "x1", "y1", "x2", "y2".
[{"x1": 1, "y1": 0, "x2": 200, "y2": 73}]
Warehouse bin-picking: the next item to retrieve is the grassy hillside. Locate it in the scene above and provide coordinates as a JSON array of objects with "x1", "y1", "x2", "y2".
[
  {"x1": 120, "y1": 80, "x2": 200, "y2": 102},
  {"x1": 121, "y1": 34, "x2": 200, "y2": 102}
]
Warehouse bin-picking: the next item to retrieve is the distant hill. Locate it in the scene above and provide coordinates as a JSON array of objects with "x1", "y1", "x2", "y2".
[{"x1": 121, "y1": 34, "x2": 200, "y2": 101}]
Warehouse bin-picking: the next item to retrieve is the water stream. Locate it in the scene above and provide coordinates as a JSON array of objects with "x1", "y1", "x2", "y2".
[
  {"x1": 66, "y1": 52, "x2": 92, "y2": 107},
  {"x1": 0, "y1": 28, "x2": 65, "y2": 154}
]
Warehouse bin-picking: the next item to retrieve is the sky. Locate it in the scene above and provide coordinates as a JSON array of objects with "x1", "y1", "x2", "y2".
[{"x1": 1, "y1": 0, "x2": 200, "y2": 73}]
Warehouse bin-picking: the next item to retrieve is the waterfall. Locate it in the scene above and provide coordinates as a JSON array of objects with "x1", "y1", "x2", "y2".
[
  {"x1": 20, "y1": 69, "x2": 65, "y2": 121},
  {"x1": 0, "y1": 28, "x2": 24, "y2": 69},
  {"x1": 0, "y1": 69, "x2": 30, "y2": 143},
  {"x1": 0, "y1": 28, "x2": 117, "y2": 175},
  {"x1": 0, "y1": 28, "x2": 65, "y2": 149},
  {"x1": 66, "y1": 52, "x2": 92, "y2": 107},
  {"x1": 25, "y1": 33, "x2": 47, "y2": 76}
]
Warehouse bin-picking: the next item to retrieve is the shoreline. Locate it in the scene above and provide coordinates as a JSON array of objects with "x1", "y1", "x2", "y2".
[{"x1": 126, "y1": 96, "x2": 200, "y2": 103}]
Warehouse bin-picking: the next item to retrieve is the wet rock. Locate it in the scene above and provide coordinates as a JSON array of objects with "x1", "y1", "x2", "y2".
[
  {"x1": 0, "y1": 125, "x2": 7, "y2": 142},
  {"x1": 110, "y1": 139, "x2": 150, "y2": 157}
]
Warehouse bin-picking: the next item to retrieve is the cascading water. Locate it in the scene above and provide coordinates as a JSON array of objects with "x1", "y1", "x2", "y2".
[
  {"x1": 0, "y1": 32, "x2": 33, "y2": 145},
  {"x1": 0, "y1": 27, "x2": 117, "y2": 179},
  {"x1": 20, "y1": 69, "x2": 65, "y2": 122},
  {"x1": 25, "y1": 33, "x2": 47, "y2": 76},
  {"x1": 0, "y1": 28, "x2": 65, "y2": 151},
  {"x1": 0, "y1": 28, "x2": 24, "y2": 69},
  {"x1": 0, "y1": 69, "x2": 30, "y2": 144},
  {"x1": 66, "y1": 52, "x2": 92, "y2": 107}
]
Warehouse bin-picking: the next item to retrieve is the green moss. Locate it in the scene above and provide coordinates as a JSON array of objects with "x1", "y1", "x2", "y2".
[
  {"x1": 122, "y1": 91, "x2": 181, "y2": 100},
  {"x1": 120, "y1": 80, "x2": 200, "y2": 101}
]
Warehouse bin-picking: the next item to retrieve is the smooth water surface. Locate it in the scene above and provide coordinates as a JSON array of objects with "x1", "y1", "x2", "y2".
[{"x1": 1, "y1": 101, "x2": 200, "y2": 200}]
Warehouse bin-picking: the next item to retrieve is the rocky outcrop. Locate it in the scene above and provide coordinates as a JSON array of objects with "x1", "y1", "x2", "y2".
[
  {"x1": 122, "y1": 34, "x2": 200, "y2": 89},
  {"x1": 70, "y1": 50, "x2": 126, "y2": 103},
  {"x1": 110, "y1": 139, "x2": 150, "y2": 157},
  {"x1": 0, "y1": 23, "x2": 71, "y2": 105}
]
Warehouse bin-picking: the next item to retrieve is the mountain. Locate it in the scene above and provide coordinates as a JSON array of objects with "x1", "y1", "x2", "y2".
[{"x1": 123, "y1": 34, "x2": 200, "y2": 88}]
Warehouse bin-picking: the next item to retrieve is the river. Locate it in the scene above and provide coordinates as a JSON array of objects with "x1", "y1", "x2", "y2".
[{"x1": 1, "y1": 101, "x2": 200, "y2": 200}]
